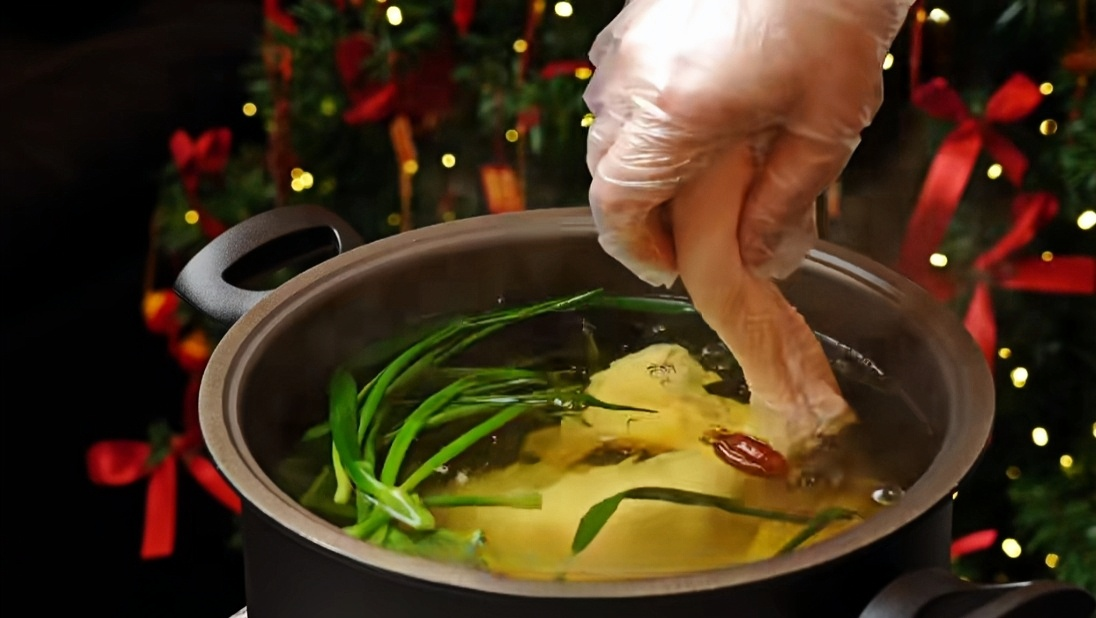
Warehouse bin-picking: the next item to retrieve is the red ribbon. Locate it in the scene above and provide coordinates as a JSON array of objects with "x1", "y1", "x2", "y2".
[
  {"x1": 963, "y1": 193, "x2": 1096, "y2": 372},
  {"x1": 950, "y1": 529, "x2": 998, "y2": 561},
  {"x1": 453, "y1": 0, "x2": 476, "y2": 36},
  {"x1": 86, "y1": 374, "x2": 241, "y2": 560},
  {"x1": 897, "y1": 74, "x2": 1044, "y2": 298},
  {"x1": 263, "y1": 0, "x2": 298, "y2": 35},
  {"x1": 169, "y1": 128, "x2": 232, "y2": 238}
]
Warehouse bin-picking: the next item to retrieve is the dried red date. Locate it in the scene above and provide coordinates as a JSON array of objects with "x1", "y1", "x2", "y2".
[{"x1": 704, "y1": 430, "x2": 789, "y2": 478}]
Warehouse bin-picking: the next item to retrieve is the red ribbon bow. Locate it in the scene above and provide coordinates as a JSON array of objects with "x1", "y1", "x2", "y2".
[
  {"x1": 169, "y1": 128, "x2": 232, "y2": 238},
  {"x1": 86, "y1": 375, "x2": 241, "y2": 560},
  {"x1": 897, "y1": 74, "x2": 1044, "y2": 299},
  {"x1": 963, "y1": 192, "x2": 1096, "y2": 373},
  {"x1": 263, "y1": 0, "x2": 298, "y2": 35}
]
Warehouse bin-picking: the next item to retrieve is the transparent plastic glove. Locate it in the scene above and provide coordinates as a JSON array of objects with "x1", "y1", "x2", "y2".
[{"x1": 584, "y1": 0, "x2": 914, "y2": 286}]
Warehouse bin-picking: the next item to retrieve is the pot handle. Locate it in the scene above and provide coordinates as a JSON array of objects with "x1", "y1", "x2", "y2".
[
  {"x1": 859, "y1": 567, "x2": 1095, "y2": 618},
  {"x1": 174, "y1": 204, "x2": 363, "y2": 325}
]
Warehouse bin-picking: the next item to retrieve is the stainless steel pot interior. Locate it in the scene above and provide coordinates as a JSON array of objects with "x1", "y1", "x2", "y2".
[{"x1": 199, "y1": 207, "x2": 994, "y2": 598}]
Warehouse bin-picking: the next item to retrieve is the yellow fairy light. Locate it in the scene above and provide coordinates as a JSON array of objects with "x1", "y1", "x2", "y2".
[
  {"x1": 998, "y1": 347, "x2": 1012, "y2": 359},
  {"x1": 1031, "y1": 426, "x2": 1048, "y2": 446},
  {"x1": 987, "y1": 163, "x2": 1004, "y2": 179},
  {"x1": 441, "y1": 153, "x2": 456, "y2": 168},
  {"x1": 927, "y1": 8, "x2": 950, "y2": 24},
  {"x1": 291, "y1": 167, "x2": 304, "y2": 179},
  {"x1": 1039, "y1": 82, "x2": 1054, "y2": 95},
  {"x1": 299, "y1": 172, "x2": 314, "y2": 189},
  {"x1": 1077, "y1": 210, "x2": 1096, "y2": 230},
  {"x1": 242, "y1": 102, "x2": 258, "y2": 117},
  {"x1": 1006, "y1": 466, "x2": 1021, "y2": 480},
  {"x1": 1041, "y1": 251, "x2": 1054, "y2": 261},
  {"x1": 580, "y1": 112, "x2": 595, "y2": 127},
  {"x1": 513, "y1": 39, "x2": 528, "y2": 53},
  {"x1": 1039, "y1": 119, "x2": 1058, "y2": 135},
  {"x1": 320, "y1": 97, "x2": 338, "y2": 117},
  {"x1": 882, "y1": 53, "x2": 895, "y2": 70},
  {"x1": 184, "y1": 210, "x2": 200, "y2": 225},
  {"x1": 952, "y1": 491, "x2": 959, "y2": 500},
  {"x1": 929, "y1": 252, "x2": 948, "y2": 268},
  {"x1": 554, "y1": 1, "x2": 573, "y2": 17},
  {"x1": 1011, "y1": 366, "x2": 1029, "y2": 388},
  {"x1": 441, "y1": 211, "x2": 457, "y2": 222},
  {"x1": 291, "y1": 178, "x2": 305, "y2": 192},
  {"x1": 1046, "y1": 553, "x2": 1060, "y2": 568},
  {"x1": 1060, "y1": 454, "x2": 1074, "y2": 468},
  {"x1": 574, "y1": 66, "x2": 593, "y2": 80},
  {"x1": 386, "y1": 6, "x2": 403, "y2": 25},
  {"x1": 386, "y1": 213, "x2": 402, "y2": 227},
  {"x1": 319, "y1": 178, "x2": 337, "y2": 194},
  {"x1": 505, "y1": 129, "x2": 520, "y2": 142},
  {"x1": 402, "y1": 160, "x2": 419, "y2": 175},
  {"x1": 1001, "y1": 538, "x2": 1022, "y2": 558}
]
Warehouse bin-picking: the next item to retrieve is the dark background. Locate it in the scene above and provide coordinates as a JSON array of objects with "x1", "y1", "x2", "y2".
[{"x1": 1, "y1": 2, "x2": 262, "y2": 616}]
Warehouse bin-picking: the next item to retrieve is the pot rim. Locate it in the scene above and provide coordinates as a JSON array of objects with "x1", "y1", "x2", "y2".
[{"x1": 199, "y1": 207, "x2": 994, "y2": 598}]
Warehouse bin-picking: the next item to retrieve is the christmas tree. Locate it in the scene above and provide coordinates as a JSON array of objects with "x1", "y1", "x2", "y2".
[{"x1": 88, "y1": 0, "x2": 1095, "y2": 595}]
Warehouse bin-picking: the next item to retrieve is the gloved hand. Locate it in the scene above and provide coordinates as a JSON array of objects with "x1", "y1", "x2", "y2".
[{"x1": 584, "y1": 0, "x2": 914, "y2": 286}]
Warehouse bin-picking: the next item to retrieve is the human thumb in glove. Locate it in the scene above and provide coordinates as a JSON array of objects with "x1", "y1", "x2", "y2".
[{"x1": 584, "y1": 0, "x2": 914, "y2": 286}]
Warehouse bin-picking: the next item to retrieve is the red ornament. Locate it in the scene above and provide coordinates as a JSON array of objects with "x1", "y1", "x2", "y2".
[{"x1": 142, "y1": 289, "x2": 181, "y2": 336}]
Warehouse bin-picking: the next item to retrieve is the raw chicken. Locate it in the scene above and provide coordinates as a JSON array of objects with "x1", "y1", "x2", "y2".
[
  {"x1": 669, "y1": 143, "x2": 856, "y2": 460},
  {"x1": 429, "y1": 343, "x2": 877, "y2": 580}
]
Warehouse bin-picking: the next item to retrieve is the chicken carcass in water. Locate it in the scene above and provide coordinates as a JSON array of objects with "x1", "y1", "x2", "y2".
[{"x1": 667, "y1": 143, "x2": 856, "y2": 462}]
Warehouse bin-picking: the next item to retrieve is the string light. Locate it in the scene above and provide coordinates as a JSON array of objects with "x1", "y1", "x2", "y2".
[
  {"x1": 952, "y1": 491, "x2": 959, "y2": 500},
  {"x1": 882, "y1": 53, "x2": 894, "y2": 70},
  {"x1": 1041, "y1": 251, "x2": 1054, "y2": 261},
  {"x1": 290, "y1": 168, "x2": 314, "y2": 192},
  {"x1": 574, "y1": 66, "x2": 593, "y2": 79},
  {"x1": 440, "y1": 153, "x2": 456, "y2": 168},
  {"x1": 1046, "y1": 553, "x2": 1060, "y2": 568},
  {"x1": 402, "y1": 160, "x2": 419, "y2": 175},
  {"x1": 1077, "y1": 210, "x2": 1096, "y2": 230},
  {"x1": 319, "y1": 178, "x2": 337, "y2": 194},
  {"x1": 1092, "y1": 422, "x2": 1096, "y2": 438},
  {"x1": 242, "y1": 102, "x2": 258, "y2": 117},
  {"x1": 386, "y1": 6, "x2": 403, "y2": 25},
  {"x1": 929, "y1": 252, "x2": 948, "y2": 267},
  {"x1": 1001, "y1": 538, "x2": 1022, "y2": 558},
  {"x1": 184, "y1": 210, "x2": 200, "y2": 225},
  {"x1": 505, "y1": 129, "x2": 520, "y2": 142},
  {"x1": 987, "y1": 163, "x2": 1004, "y2": 179},
  {"x1": 998, "y1": 347, "x2": 1012, "y2": 359},
  {"x1": 1011, "y1": 366, "x2": 1029, "y2": 388},
  {"x1": 927, "y1": 8, "x2": 950, "y2": 24},
  {"x1": 580, "y1": 113, "x2": 595, "y2": 127},
  {"x1": 1039, "y1": 119, "x2": 1058, "y2": 135},
  {"x1": 513, "y1": 39, "x2": 528, "y2": 53},
  {"x1": 320, "y1": 97, "x2": 338, "y2": 117},
  {"x1": 1060, "y1": 454, "x2": 1074, "y2": 468},
  {"x1": 1039, "y1": 82, "x2": 1054, "y2": 95},
  {"x1": 387, "y1": 213, "x2": 401, "y2": 227},
  {"x1": 1006, "y1": 466, "x2": 1021, "y2": 480},
  {"x1": 554, "y1": 2, "x2": 573, "y2": 17},
  {"x1": 441, "y1": 211, "x2": 457, "y2": 222},
  {"x1": 1031, "y1": 426, "x2": 1048, "y2": 446}
]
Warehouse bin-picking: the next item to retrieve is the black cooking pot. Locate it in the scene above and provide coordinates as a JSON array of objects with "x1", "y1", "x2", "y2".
[{"x1": 175, "y1": 205, "x2": 1095, "y2": 618}]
